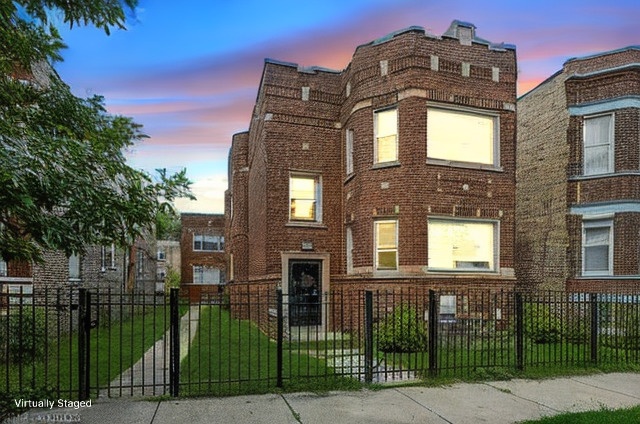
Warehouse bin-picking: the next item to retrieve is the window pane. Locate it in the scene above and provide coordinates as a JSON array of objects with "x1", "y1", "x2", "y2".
[
  {"x1": 377, "y1": 251, "x2": 397, "y2": 269},
  {"x1": 585, "y1": 227, "x2": 610, "y2": 245},
  {"x1": 428, "y1": 220, "x2": 494, "y2": 270},
  {"x1": 427, "y1": 108, "x2": 494, "y2": 165},
  {"x1": 377, "y1": 222, "x2": 397, "y2": 249},
  {"x1": 346, "y1": 129, "x2": 354, "y2": 174},
  {"x1": 440, "y1": 295, "x2": 456, "y2": 315},
  {"x1": 193, "y1": 235, "x2": 202, "y2": 250},
  {"x1": 290, "y1": 177, "x2": 315, "y2": 200},
  {"x1": 69, "y1": 254, "x2": 80, "y2": 279},
  {"x1": 584, "y1": 115, "x2": 612, "y2": 174},
  {"x1": 584, "y1": 115, "x2": 611, "y2": 147},
  {"x1": 377, "y1": 135, "x2": 397, "y2": 162},
  {"x1": 290, "y1": 176, "x2": 318, "y2": 221},
  {"x1": 585, "y1": 145, "x2": 609, "y2": 175},
  {"x1": 376, "y1": 109, "x2": 397, "y2": 137},
  {"x1": 585, "y1": 246, "x2": 609, "y2": 271},
  {"x1": 291, "y1": 199, "x2": 316, "y2": 220},
  {"x1": 203, "y1": 235, "x2": 216, "y2": 251}
]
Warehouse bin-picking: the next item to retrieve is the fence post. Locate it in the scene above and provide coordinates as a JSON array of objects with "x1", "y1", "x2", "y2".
[
  {"x1": 515, "y1": 292, "x2": 524, "y2": 371},
  {"x1": 77, "y1": 289, "x2": 91, "y2": 400},
  {"x1": 590, "y1": 293, "x2": 598, "y2": 365},
  {"x1": 169, "y1": 288, "x2": 180, "y2": 397},
  {"x1": 364, "y1": 291, "x2": 373, "y2": 384},
  {"x1": 276, "y1": 287, "x2": 283, "y2": 388},
  {"x1": 428, "y1": 290, "x2": 438, "y2": 377}
]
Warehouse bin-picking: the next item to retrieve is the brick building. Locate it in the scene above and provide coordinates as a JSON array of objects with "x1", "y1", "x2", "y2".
[
  {"x1": 517, "y1": 46, "x2": 640, "y2": 292},
  {"x1": 226, "y1": 21, "x2": 518, "y2": 328},
  {"x1": 180, "y1": 213, "x2": 226, "y2": 300}
]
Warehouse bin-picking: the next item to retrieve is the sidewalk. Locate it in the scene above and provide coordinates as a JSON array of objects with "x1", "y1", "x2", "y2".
[{"x1": 12, "y1": 372, "x2": 640, "y2": 424}]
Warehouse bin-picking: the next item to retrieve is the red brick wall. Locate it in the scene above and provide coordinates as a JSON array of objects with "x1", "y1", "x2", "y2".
[{"x1": 181, "y1": 214, "x2": 226, "y2": 286}]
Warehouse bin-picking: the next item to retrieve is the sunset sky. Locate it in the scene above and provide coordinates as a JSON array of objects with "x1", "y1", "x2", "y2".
[{"x1": 53, "y1": 0, "x2": 640, "y2": 213}]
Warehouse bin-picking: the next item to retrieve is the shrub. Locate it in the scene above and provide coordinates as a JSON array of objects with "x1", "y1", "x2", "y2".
[
  {"x1": 377, "y1": 304, "x2": 427, "y2": 353},
  {"x1": 601, "y1": 303, "x2": 640, "y2": 350},
  {"x1": 523, "y1": 303, "x2": 588, "y2": 344},
  {"x1": 0, "y1": 307, "x2": 47, "y2": 363}
]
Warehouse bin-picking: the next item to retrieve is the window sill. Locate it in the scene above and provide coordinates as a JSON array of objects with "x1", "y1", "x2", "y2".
[
  {"x1": 371, "y1": 161, "x2": 400, "y2": 170},
  {"x1": 286, "y1": 222, "x2": 328, "y2": 230},
  {"x1": 344, "y1": 173, "x2": 355, "y2": 184},
  {"x1": 426, "y1": 158, "x2": 503, "y2": 172},
  {"x1": 570, "y1": 172, "x2": 640, "y2": 181},
  {"x1": 427, "y1": 268, "x2": 498, "y2": 274}
]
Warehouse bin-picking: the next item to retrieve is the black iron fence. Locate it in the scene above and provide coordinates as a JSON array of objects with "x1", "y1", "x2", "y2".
[{"x1": 1, "y1": 285, "x2": 639, "y2": 401}]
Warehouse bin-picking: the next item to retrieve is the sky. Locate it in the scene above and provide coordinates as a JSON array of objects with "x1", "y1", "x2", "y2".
[{"x1": 53, "y1": 0, "x2": 640, "y2": 213}]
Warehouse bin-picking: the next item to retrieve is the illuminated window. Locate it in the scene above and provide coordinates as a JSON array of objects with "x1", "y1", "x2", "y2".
[
  {"x1": 374, "y1": 108, "x2": 397, "y2": 163},
  {"x1": 290, "y1": 175, "x2": 321, "y2": 222},
  {"x1": 375, "y1": 220, "x2": 398, "y2": 270},
  {"x1": 427, "y1": 107, "x2": 498, "y2": 165},
  {"x1": 428, "y1": 219, "x2": 497, "y2": 271},
  {"x1": 582, "y1": 220, "x2": 613, "y2": 276},
  {"x1": 583, "y1": 114, "x2": 614, "y2": 175}
]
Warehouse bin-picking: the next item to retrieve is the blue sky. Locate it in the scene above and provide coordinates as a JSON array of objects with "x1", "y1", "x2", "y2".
[{"x1": 52, "y1": 0, "x2": 640, "y2": 213}]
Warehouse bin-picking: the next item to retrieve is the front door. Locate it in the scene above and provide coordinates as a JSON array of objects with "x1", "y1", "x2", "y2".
[{"x1": 288, "y1": 260, "x2": 322, "y2": 326}]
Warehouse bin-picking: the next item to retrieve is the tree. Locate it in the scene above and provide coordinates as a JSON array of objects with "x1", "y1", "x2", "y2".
[
  {"x1": 0, "y1": 1, "x2": 194, "y2": 262},
  {"x1": 156, "y1": 209, "x2": 182, "y2": 241}
]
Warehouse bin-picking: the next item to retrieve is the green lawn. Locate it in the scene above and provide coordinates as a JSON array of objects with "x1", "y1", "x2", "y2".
[
  {"x1": 520, "y1": 406, "x2": 640, "y2": 424},
  {"x1": 179, "y1": 305, "x2": 361, "y2": 396},
  {"x1": 2, "y1": 303, "x2": 175, "y2": 399}
]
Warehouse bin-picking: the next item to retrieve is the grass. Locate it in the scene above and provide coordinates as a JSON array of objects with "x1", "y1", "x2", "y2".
[
  {"x1": 179, "y1": 305, "x2": 362, "y2": 396},
  {"x1": 2, "y1": 302, "x2": 177, "y2": 399},
  {"x1": 519, "y1": 406, "x2": 640, "y2": 424}
]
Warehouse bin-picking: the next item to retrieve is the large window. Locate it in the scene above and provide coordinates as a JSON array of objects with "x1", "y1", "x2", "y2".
[
  {"x1": 583, "y1": 114, "x2": 614, "y2": 175},
  {"x1": 582, "y1": 219, "x2": 613, "y2": 276},
  {"x1": 193, "y1": 265, "x2": 222, "y2": 285},
  {"x1": 375, "y1": 220, "x2": 398, "y2": 270},
  {"x1": 290, "y1": 175, "x2": 321, "y2": 222},
  {"x1": 374, "y1": 108, "x2": 397, "y2": 163},
  {"x1": 193, "y1": 234, "x2": 224, "y2": 252},
  {"x1": 428, "y1": 219, "x2": 497, "y2": 271},
  {"x1": 427, "y1": 107, "x2": 498, "y2": 166}
]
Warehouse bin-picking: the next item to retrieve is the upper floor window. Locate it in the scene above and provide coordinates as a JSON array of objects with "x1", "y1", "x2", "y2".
[
  {"x1": 290, "y1": 174, "x2": 321, "y2": 222},
  {"x1": 427, "y1": 107, "x2": 498, "y2": 166},
  {"x1": 346, "y1": 129, "x2": 354, "y2": 175},
  {"x1": 193, "y1": 234, "x2": 224, "y2": 252},
  {"x1": 583, "y1": 114, "x2": 614, "y2": 175},
  {"x1": 428, "y1": 218, "x2": 497, "y2": 272},
  {"x1": 582, "y1": 219, "x2": 613, "y2": 276},
  {"x1": 374, "y1": 108, "x2": 397, "y2": 163},
  {"x1": 375, "y1": 220, "x2": 398, "y2": 270}
]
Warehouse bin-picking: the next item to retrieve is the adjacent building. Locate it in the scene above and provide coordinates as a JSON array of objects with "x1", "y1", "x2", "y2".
[
  {"x1": 517, "y1": 46, "x2": 640, "y2": 292},
  {"x1": 180, "y1": 213, "x2": 226, "y2": 301},
  {"x1": 226, "y1": 21, "x2": 518, "y2": 328}
]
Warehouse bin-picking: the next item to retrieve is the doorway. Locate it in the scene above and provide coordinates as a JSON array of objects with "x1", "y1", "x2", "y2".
[{"x1": 288, "y1": 260, "x2": 322, "y2": 326}]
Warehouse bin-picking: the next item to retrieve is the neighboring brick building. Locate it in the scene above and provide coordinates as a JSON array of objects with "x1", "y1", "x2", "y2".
[
  {"x1": 226, "y1": 21, "x2": 518, "y2": 328},
  {"x1": 517, "y1": 46, "x2": 640, "y2": 292},
  {"x1": 181, "y1": 213, "x2": 226, "y2": 300}
]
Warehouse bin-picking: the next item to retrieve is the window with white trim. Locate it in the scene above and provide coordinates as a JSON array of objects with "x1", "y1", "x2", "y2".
[
  {"x1": 428, "y1": 219, "x2": 497, "y2": 271},
  {"x1": 346, "y1": 226, "x2": 353, "y2": 274},
  {"x1": 101, "y1": 244, "x2": 116, "y2": 272},
  {"x1": 346, "y1": 129, "x2": 354, "y2": 175},
  {"x1": 583, "y1": 113, "x2": 614, "y2": 175},
  {"x1": 193, "y1": 265, "x2": 221, "y2": 285},
  {"x1": 374, "y1": 108, "x2": 397, "y2": 163},
  {"x1": 427, "y1": 107, "x2": 498, "y2": 166},
  {"x1": 0, "y1": 258, "x2": 6, "y2": 277},
  {"x1": 582, "y1": 219, "x2": 613, "y2": 276},
  {"x1": 375, "y1": 220, "x2": 398, "y2": 270},
  {"x1": 440, "y1": 295, "x2": 456, "y2": 321},
  {"x1": 289, "y1": 174, "x2": 322, "y2": 222},
  {"x1": 193, "y1": 234, "x2": 224, "y2": 252},
  {"x1": 7, "y1": 284, "x2": 32, "y2": 305}
]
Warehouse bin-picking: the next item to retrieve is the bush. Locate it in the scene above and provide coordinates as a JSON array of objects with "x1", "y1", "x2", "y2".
[
  {"x1": 523, "y1": 303, "x2": 588, "y2": 344},
  {"x1": 601, "y1": 303, "x2": 640, "y2": 350},
  {"x1": 377, "y1": 304, "x2": 427, "y2": 353},
  {"x1": 0, "y1": 386, "x2": 56, "y2": 422},
  {"x1": 0, "y1": 307, "x2": 47, "y2": 363}
]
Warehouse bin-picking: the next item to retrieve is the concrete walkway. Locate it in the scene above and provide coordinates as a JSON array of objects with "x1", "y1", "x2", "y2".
[
  {"x1": 14, "y1": 372, "x2": 640, "y2": 424},
  {"x1": 100, "y1": 306, "x2": 200, "y2": 397}
]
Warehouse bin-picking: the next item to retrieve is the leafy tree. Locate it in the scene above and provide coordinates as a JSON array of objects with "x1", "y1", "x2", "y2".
[
  {"x1": 0, "y1": 1, "x2": 194, "y2": 262},
  {"x1": 156, "y1": 209, "x2": 182, "y2": 241}
]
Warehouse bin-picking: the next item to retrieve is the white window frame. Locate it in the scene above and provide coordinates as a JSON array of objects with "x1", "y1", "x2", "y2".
[
  {"x1": 346, "y1": 129, "x2": 354, "y2": 175},
  {"x1": 374, "y1": 220, "x2": 398, "y2": 271},
  {"x1": 7, "y1": 284, "x2": 33, "y2": 305},
  {"x1": 427, "y1": 218, "x2": 499, "y2": 272},
  {"x1": 193, "y1": 265, "x2": 221, "y2": 285},
  {"x1": 582, "y1": 219, "x2": 614, "y2": 277},
  {"x1": 583, "y1": 112, "x2": 614, "y2": 176},
  {"x1": 289, "y1": 173, "x2": 322, "y2": 222},
  {"x1": 101, "y1": 244, "x2": 116, "y2": 272},
  {"x1": 193, "y1": 234, "x2": 223, "y2": 252},
  {"x1": 426, "y1": 105, "x2": 500, "y2": 167},
  {"x1": 440, "y1": 295, "x2": 456, "y2": 322},
  {"x1": 0, "y1": 258, "x2": 7, "y2": 277},
  {"x1": 374, "y1": 107, "x2": 398, "y2": 164}
]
